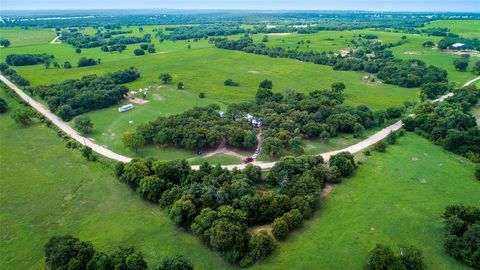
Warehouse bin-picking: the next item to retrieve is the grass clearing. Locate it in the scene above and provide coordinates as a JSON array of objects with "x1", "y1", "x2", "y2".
[
  {"x1": 0, "y1": 27, "x2": 57, "y2": 47},
  {"x1": 422, "y1": 20, "x2": 480, "y2": 39},
  {"x1": 253, "y1": 134, "x2": 479, "y2": 270},
  {"x1": 0, "y1": 88, "x2": 233, "y2": 270},
  {"x1": 188, "y1": 153, "x2": 243, "y2": 165}
]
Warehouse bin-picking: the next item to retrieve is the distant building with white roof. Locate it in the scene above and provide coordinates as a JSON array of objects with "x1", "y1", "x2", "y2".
[{"x1": 118, "y1": 104, "x2": 134, "y2": 112}]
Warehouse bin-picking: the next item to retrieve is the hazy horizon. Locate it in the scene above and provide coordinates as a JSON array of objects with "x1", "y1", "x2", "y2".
[{"x1": 1, "y1": 0, "x2": 479, "y2": 12}]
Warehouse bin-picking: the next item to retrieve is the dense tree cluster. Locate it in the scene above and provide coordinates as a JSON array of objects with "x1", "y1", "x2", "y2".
[
  {"x1": 438, "y1": 35, "x2": 480, "y2": 51},
  {"x1": 403, "y1": 86, "x2": 480, "y2": 162},
  {"x1": 5, "y1": 53, "x2": 53, "y2": 66},
  {"x1": 135, "y1": 105, "x2": 257, "y2": 151},
  {"x1": 115, "y1": 153, "x2": 356, "y2": 266},
  {"x1": 77, "y1": 57, "x2": 99, "y2": 67},
  {"x1": 420, "y1": 82, "x2": 451, "y2": 100},
  {"x1": 43, "y1": 235, "x2": 194, "y2": 270},
  {"x1": 60, "y1": 31, "x2": 151, "y2": 48},
  {"x1": 212, "y1": 36, "x2": 447, "y2": 88},
  {"x1": 0, "y1": 38, "x2": 10, "y2": 47},
  {"x1": 442, "y1": 205, "x2": 480, "y2": 269},
  {"x1": 0, "y1": 63, "x2": 31, "y2": 86},
  {"x1": 157, "y1": 24, "x2": 246, "y2": 41},
  {"x1": 29, "y1": 67, "x2": 140, "y2": 121},
  {"x1": 365, "y1": 244, "x2": 426, "y2": 270}
]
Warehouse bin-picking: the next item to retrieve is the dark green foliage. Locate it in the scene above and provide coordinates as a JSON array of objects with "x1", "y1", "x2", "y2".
[
  {"x1": 213, "y1": 37, "x2": 447, "y2": 88},
  {"x1": 157, "y1": 256, "x2": 193, "y2": 270},
  {"x1": 159, "y1": 25, "x2": 245, "y2": 41},
  {"x1": 0, "y1": 98, "x2": 8, "y2": 113},
  {"x1": 240, "y1": 231, "x2": 275, "y2": 267},
  {"x1": 386, "y1": 131, "x2": 398, "y2": 145},
  {"x1": 81, "y1": 146, "x2": 97, "y2": 161},
  {"x1": 385, "y1": 107, "x2": 403, "y2": 119},
  {"x1": 259, "y1": 79, "x2": 273, "y2": 90},
  {"x1": 405, "y1": 88, "x2": 480, "y2": 161},
  {"x1": 475, "y1": 165, "x2": 480, "y2": 181},
  {"x1": 329, "y1": 152, "x2": 356, "y2": 177},
  {"x1": 224, "y1": 79, "x2": 240, "y2": 87},
  {"x1": 77, "y1": 57, "x2": 98, "y2": 67},
  {"x1": 474, "y1": 61, "x2": 480, "y2": 75},
  {"x1": 420, "y1": 82, "x2": 450, "y2": 99},
  {"x1": 134, "y1": 48, "x2": 145, "y2": 56},
  {"x1": 6, "y1": 53, "x2": 53, "y2": 66},
  {"x1": 11, "y1": 107, "x2": 34, "y2": 126},
  {"x1": 63, "y1": 61, "x2": 72, "y2": 69},
  {"x1": 271, "y1": 218, "x2": 289, "y2": 240},
  {"x1": 198, "y1": 92, "x2": 205, "y2": 98},
  {"x1": 159, "y1": 73, "x2": 172, "y2": 84},
  {"x1": 30, "y1": 68, "x2": 139, "y2": 120},
  {"x1": 86, "y1": 252, "x2": 113, "y2": 270},
  {"x1": 61, "y1": 31, "x2": 151, "y2": 49},
  {"x1": 365, "y1": 244, "x2": 426, "y2": 270},
  {"x1": 74, "y1": 116, "x2": 93, "y2": 135},
  {"x1": 453, "y1": 57, "x2": 469, "y2": 72},
  {"x1": 422, "y1": 41, "x2": 435, "y2": 47},
  {"x1": 44, "y1": 235, "x2": 95, "y2": 270},
  {"x1": 442, "y1": 204, "x2": 480, "y2": 269},
  {"x1": 374, "y1": 140, "x2": 387, "y2": 152},
  {"x1": 177, "y1": 82, "x2": 184, "y2": 89},
  {"x1": 110, "y1": 247, "x2": 148, "y2": 270},
  {"x1": 0, "y1": 38, "x2": 10, "y2": 47},
  {"x1": 116, "y1": 152, "x2": 356, "y2": 266}
]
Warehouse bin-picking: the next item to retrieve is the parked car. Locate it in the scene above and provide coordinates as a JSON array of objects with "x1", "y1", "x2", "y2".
[{"x1": 243, "y1": 157, "x2": 254, "y2": 164}]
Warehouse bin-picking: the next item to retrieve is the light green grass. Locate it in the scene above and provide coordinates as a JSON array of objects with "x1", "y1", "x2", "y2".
[
  {"x1": 0, "y1": 27, "x2": 56, "y2": 47},
  {"x1": 0, "y1": 89, "x2": 233, "y2": 270},
  {"x1": 253, "y1": 134, "x2": 479, "y2": 270},
  {"x1": 252, "y1": 29, "x2": 413, "y2": 52},
  {"x1": 422, "y1": 20, "x2": 480, "y2": 39}
]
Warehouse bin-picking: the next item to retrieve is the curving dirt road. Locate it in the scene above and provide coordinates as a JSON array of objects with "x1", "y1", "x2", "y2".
[{"x1": 1, "y1": 74, "x2": 478, "y2": 170}]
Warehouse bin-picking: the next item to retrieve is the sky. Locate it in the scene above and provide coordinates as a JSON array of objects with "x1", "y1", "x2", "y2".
[{"x1": 1, "y1": 0, "x2": 479, "y2": 12}]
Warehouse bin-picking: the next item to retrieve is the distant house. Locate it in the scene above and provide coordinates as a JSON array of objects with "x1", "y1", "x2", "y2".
[
  {"x1": 244, "y1": 114, "x2": 262, "y2": 128},
  {"x1": 118, "y1": 104, "x2": 134, "y2": 112},
  {"x1": 450, "y1": 43, "x2": 466, "y2": 50},
  {"x1": 219, "y1": 111, "x2": 225, "y2": 118}
]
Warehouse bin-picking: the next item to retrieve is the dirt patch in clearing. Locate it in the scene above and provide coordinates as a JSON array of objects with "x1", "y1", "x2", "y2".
[
  {"x1": 127, "y1": 97, "x2": 149, "y2": 104},
  {"x1": 248, "y1": 70, "x2": 260, "y2": 74},
  {"x1": 320, "y1": 184, "x2": 335, "y2": 198},
  {"x1": 152, "y1": 94, "x2": 164, "y2": 101},
  {"x1": 418, "y1": 178, "x2": 428, "y2": 184},
  {"x1": 250, "y1": 224, "x2": 273, "y2": 235},
  {"x1": 411, "y1": 156, "x2": 419, "y2": 161},
  {"x1": 404, "y1": 51, "x2": 423, "y2": 55},
  {"x1": 267, "y1": 33, "x2": 291, "y2": 36},
  {"x1": 338, "y1": 48, "x2": 351, "y2": 57}
]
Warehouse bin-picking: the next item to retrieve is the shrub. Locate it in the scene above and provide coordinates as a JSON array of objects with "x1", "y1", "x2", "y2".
[
  {"x1": 386, "y1": 131, "x2": 397, "y2": 145},
  {"x1": 199, "y1": 92, "x2": 206, "y2": 98},
  {"x1": 134, "y1": 48, "x2": 145, "y2": 56},
  {"x1": 329, "y1": 152, "x2": 355, "y2": 177},
  {"x1": 11, "y1": 108, "x2": 34, "y2": 126},
  {"x1": 157, "y1": 255, "x2": 193, "y2": 270},
  {"x1": 74, "y1": 116, "x2": 93, "y2": 135},
  {"x1": 271, "y1": 218, "x2": 289, "y2": 240},
  {"x1": 475, "y1": 165, "x2": 480, "y2": 180},
  {"x1": 0, "y1": 98, "x2": 8, "y2": 113},
  {"x1": 374, "y1": 140, "x2": 387, "y2": 152}
]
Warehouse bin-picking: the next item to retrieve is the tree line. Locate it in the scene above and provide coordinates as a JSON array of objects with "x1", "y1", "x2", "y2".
[
  {"x1": 44, "y1": 235, "x2": 194, "y2": 270},
  {"x1": 5, "y1": 53, "x2": 54, "y2": 66},
  {"x1": 156, "y1": 24, "x2": 246, "y2": 41},
  {"x1": 0, "y1": 63, "x2": 31, "y2": 86},
  {"x1": 403, "y1": 86, "x2": 480, "y2": 162},
  {"x1": 442, "y1": 204, "x2": 480, "y2": 269},
  {"x1": 28, "y1": 67, "x2": 140, "y2": 121},
  {"x1": 60, "y1": 31, "x2": 151, "y2": 49},
  {"x1": 115, "y1": 152, "x2": 357, "y2": 267},
  {"x1": 211, "y1": 36, "x2": 447, "y2": 88}
]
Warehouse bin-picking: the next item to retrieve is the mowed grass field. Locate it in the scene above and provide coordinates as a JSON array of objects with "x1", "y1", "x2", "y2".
[
  {"x1": 422, "y1": 20, "x2": 480, "y2": 39},
  {"x1": 0, "y1": 27, "x2": 57, "y2": 47},
  {"x1": 0, "y1": 89, "x2": 234, "y2": 270},
  {"x1": 254, "y1": 134, "x2": 479, "y2": 270},
  {"x1": 0, "y1": 27, "x2": 418, "y2": 110}
]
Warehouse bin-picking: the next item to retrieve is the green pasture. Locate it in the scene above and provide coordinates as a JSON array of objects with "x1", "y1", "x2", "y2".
[
  {"x1": 0, "y1": 89, "x2": 233, "y2": 270},
  {"x1": 422, "y1": 20, "x2": 480, "y2": 38},
  {"x1": 0, "y1": 27, "x2": 56, "y2": 47},
  {"x1": 251, "y1": 29, "x2": 414, "y2": 52},
  {"x1": 254, "y1": 134, "x2": 479, "y2": 270}
]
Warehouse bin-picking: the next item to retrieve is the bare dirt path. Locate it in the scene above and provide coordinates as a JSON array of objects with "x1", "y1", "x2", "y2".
[
  {"x1": 1, "y1": 75, "x2": 478, "y2": 170},
  {"x1": 50, "y1": 35, "x2": 61, "y2": 44}
]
